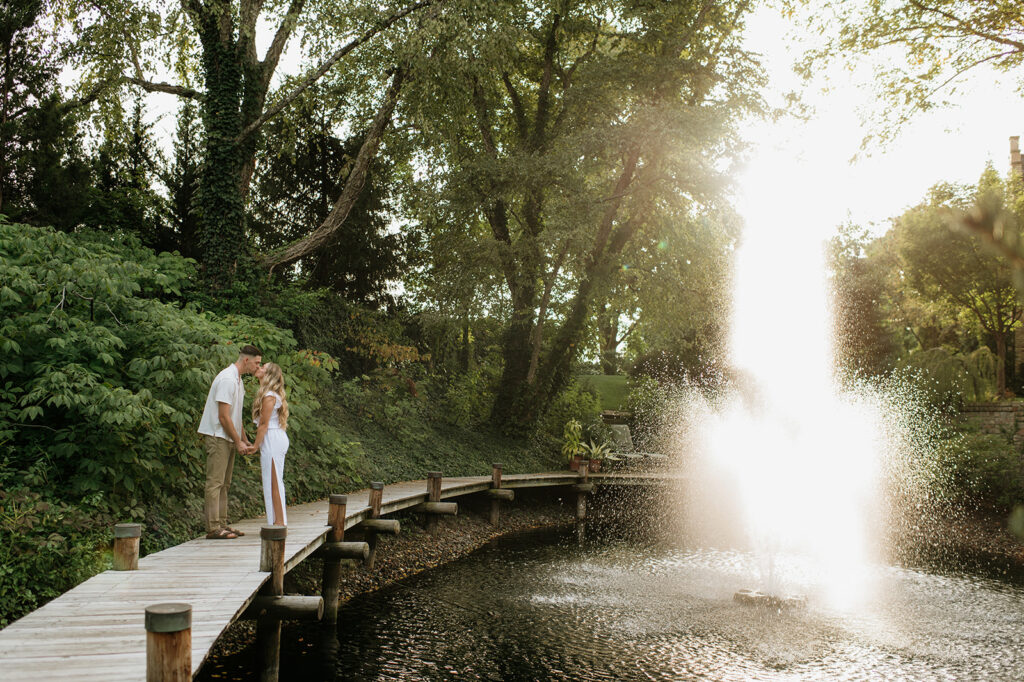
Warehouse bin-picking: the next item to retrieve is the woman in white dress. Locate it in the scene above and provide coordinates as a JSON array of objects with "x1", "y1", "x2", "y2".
[{"x1": 252, "y1": 362, "x2": 289, "y2": 526}]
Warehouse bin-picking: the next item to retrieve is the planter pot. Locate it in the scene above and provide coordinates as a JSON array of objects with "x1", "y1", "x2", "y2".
[{"x1": 568, "y1": 456, "x2": 601, "y2": 472}]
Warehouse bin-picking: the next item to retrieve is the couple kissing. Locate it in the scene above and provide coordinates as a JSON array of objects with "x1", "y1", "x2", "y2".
[{"x1": 197, "y1": 344, "x2": 290, "y2": 540}]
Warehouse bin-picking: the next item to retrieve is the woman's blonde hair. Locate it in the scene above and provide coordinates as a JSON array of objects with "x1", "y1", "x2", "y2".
[{"x1": 253, "y1": 362, "x2": 289, "y2": 430}]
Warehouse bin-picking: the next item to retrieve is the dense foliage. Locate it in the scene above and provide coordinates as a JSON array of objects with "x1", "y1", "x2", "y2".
[{"x1": 0, "y1": 222, "x2": 348, "y2": 623}]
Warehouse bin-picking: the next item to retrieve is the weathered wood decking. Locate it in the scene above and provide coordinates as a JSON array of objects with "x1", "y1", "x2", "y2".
[{"x1": 0, "y1": 471, "x2": 671, "y2": 680}]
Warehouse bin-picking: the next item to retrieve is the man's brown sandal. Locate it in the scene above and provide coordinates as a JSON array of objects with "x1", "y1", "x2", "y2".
[
  {"x1": 205, "y1": 528, "x2": 237, "y2": 539},
  {"x1": 226, "y1": 526, "x2": 245, "y2": 536}
]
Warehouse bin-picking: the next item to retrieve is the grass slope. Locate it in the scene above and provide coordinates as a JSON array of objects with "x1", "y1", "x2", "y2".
[{"x1": 578, "y1": 375, "x2": 629, "y2": 411}]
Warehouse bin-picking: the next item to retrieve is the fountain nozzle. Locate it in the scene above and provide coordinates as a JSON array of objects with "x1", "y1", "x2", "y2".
[{"x1": 733, "y1": 589, "x2": 807, "y2": 610}]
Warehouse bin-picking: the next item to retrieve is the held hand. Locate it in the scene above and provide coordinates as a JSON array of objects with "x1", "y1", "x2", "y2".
[
  {"x1": 246, "y1": 443, "x2": 259, "y2": 455},
  {"x1": 234, "y1": 440, "x2": 248, "y2": 455}
]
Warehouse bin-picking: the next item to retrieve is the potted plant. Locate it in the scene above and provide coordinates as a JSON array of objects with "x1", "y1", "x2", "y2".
[
  {"x1": 562, "y1": 419, "x2": 585, "y2": 470},
  {"x1": 580, "y1": 439, "x2": 612, "y2": 472}
]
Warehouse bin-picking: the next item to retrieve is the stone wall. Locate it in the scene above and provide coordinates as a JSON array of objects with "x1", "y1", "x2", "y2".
[{"x1": 961, "y1": 402, "x2": 1024, "y2": 448}]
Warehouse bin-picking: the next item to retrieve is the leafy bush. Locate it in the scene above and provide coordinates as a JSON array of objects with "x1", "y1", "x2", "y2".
[
  {"x1": 0, "y1": 221, "x2": 357, "y2": 622},
  {"x1": 934, "y1": 424, "x2": 1024, "y2": 510},
  {"x1": 899, "y1": 346, "x2": 998, "y2": 405},
  {"x1": 540, "y1": 380, "x2": 601, "y2": 441},
  {"x1": 625, "y1": 375, "x2": 671, "y2": 450},
  {"x1": 439, "y1": 367, "x2": 496, "y2": 428},
  {"x1": 0, "y1": 486, "x2": 111, "y2": 626}
]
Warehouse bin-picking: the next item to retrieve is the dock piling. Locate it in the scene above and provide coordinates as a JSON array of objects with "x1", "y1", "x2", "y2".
[
  {"x1": 365, "y1": 482, "x2": 384, "y2": 569},
  {"x1": 145, "y1": 602, "x2": 191, "y2": 682},
  {"x1": 257, "y1": 525, "x2": 286, "y2": 682},
  {"x1": 489, "y1": 463, "x2": 504, "y2": 526},
  {"x1": 113, "y1": 523, "x2": 142, "y2": 571},
  {"x1": 321, "y1": 494, "x2": 347, "y2": 623},
  {"x1": 426, "y1": 471, "x2": 442, "y2": 534},
  {"x1": 575, "y1": 461, "x2": 593, "y2": 522}
]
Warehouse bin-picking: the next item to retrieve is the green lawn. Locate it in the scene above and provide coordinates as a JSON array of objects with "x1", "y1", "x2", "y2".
[{"x1": 577, "y1": 374, "x2": 629, "y2": 411}]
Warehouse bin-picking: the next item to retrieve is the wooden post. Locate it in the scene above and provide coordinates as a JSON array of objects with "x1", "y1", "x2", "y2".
[
  {"x1": 257, "y1": 525, "x2": 286, "y2": 682},
  {"x1": 113, "y1": 522, "x2": 142, "y2": 571},
  {"x1": 321, "y1": 494, "x2": 346, "y2": 623},
  {"x1": 426, "y1": 471, "x2": 442, "y2": 535},
  {"x1": 259, "y1": 525, "x2": 287, "y2": 592},
  {"x1": 145, "y1": 603, "x2": 191, "y2": 682},
  {"x1": 369, "y1": 481, "x2": 383, "y2": 517},
  {"x1": 365, "y1": 482, "x2": 384, "y2": 569},
  {"x1": 574, "y1": 480, "x2": 595, "y2": 523},
  {"x1": 490, "y1": 462, "x2": 503, "y2": 526}
]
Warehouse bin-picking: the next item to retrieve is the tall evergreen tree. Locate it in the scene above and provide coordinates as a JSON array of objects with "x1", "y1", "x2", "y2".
[
  {"x1": 161, "y1": 101, "x2": 201, "y2": 259},
  {"x1": 0, "y1": 0, "x2": 92, "y2": 228},
  {"x1": 86, "y1": 98, "x2": 166, "y2": 244},
  {"x1": 252, "y1": 99, "x2": 405, "y2": 308}
]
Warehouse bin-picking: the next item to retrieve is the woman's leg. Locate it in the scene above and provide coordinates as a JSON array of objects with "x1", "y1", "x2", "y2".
[
  {"x1": 260, "y1": 451, "x2": 273, "y2": 524},
  {"x1": 271, "y1": 459, "x2": 285, "y2": 526}
]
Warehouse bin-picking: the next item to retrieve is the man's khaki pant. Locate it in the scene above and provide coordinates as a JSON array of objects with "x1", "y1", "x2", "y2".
[{"x1": 204, "y1": 435, "x2": 236, "y2": 532}]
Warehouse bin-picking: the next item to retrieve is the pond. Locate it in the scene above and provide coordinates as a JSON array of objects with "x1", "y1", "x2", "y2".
[{"x1": 199, "y1": 521, "x2": 1024, "y2": 681}]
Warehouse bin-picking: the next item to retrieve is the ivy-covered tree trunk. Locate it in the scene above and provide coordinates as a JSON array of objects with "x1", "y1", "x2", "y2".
[{"x1": 196, "y1": 17, "x2": 247, "y2": 291}]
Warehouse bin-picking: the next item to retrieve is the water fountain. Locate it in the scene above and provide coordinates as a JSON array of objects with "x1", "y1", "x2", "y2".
[{"x1": 703, "y1": 221, "x2": 884, "y2": 612}]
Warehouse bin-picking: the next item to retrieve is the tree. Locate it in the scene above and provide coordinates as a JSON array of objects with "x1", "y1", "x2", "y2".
[
  {"x1": 161, "y1": 101, "x2": 202, "y2": 259},
  {"x1": 893, "y1": 168, "x2": 1023, "y2": 395},
  {"x1": 829, "y1": 223, "x2": 900, "y2": 377},
  {"x1": 60, "y1": 0, "x2": 440, "y2": 291},
  {"x1": 0, "y1": 0, "x2": 53, "y2": 214},
  {"x1": 0, "y1": 1, "x2": 93, "y2": 228},
  {"x1": 85, "y1": 98, "x2": 168, "y2": 247},
  {"x1": 796, "y1": 0, "x2": 1024, "y2": 145},
  {"x1": 250, "y1": 91, "x2": 405, "y2": 308},
  {"x1": 403, "y1": 0, "x2": 765, "y2": 431},
  {"x1": 625, "y1": 210, "x2": 738, "y2": 383}
]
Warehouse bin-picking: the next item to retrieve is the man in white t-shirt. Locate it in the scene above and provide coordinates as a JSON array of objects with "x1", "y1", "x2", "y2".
[{"x1": 197, "y1": 344, "x2": 262, "y2": 539}]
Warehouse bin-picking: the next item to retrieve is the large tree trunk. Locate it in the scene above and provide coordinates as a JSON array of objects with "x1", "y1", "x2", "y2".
[
  {"x1": 597, "y1": 305, "x2": 619, "y2": 375},
  {"x1": 490, "y1": 278, "x2": 540, "y2": 429},
  {"x1": 196, "y1": 18, "x2": 246, "y2": 291},
  {"x1": 995, "y1": 330, "x2": 1007, "y2": 397}
]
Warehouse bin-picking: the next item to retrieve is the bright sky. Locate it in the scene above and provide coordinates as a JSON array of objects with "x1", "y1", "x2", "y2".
[{"x1": 736, "y1": 4, "x2": 1024, "y2": 239}]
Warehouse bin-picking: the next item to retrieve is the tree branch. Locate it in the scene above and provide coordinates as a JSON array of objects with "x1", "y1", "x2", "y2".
[
  {"x1": 260, "y1": 0, "x2": 306, "y2": 93},
  {"x1": 125, "y1": 77, "x2": 202, "y2": 98},
  {"x1": 526, "y1": 242, "x2": 569, "y2": 384},
  {"x1": 237, "y1": 0, "x2": 437, "y2": 143},
  {"x1": 471, "y1": 77, "x2": 499, "y2": 157},
  {"x1": 261, "y1": 68, "x2": 407, "y2": 269},
  {"x1": 531, "y1": 13, "x2": 560, "y2": 152},
  {"x1": 909, "y1": 0, "x2": 1024, "y2": 52},
  {"x1": 501, "y1": 72, "x2": 528, "y2": 143}
]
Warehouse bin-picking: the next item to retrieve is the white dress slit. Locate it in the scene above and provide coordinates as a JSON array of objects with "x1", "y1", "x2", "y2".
[{"x1": 257, "y1": 391, "x2": 288, "y2": 525}]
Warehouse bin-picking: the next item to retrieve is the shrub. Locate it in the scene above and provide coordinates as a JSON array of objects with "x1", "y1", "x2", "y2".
[
  {"x1": 934, "y1": 423, "x2": 1024, "y2": 510},
  {"x1": 0, "y1": 222, "x2": 356, "y2": 622},
  {"x1": 899, "y1": 346, "x2": 998, "y2": 405},
  {"x1": 0, "y1": 486, "x2": 111, "y2": 626},
  {"x1": 625, "y1": 375, "x2": 671, "y2": 451},
  {"x1": 540, "y1": 380, "x2": 601, "y2": 442},
  {"x1": 439, "y1": 367, "x2": 496, "y2": 428}
]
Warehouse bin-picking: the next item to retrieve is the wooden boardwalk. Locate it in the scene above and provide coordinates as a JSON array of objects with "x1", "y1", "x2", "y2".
[{"x1": 0, "y1": 471, "x2": 672, "y2": 680}]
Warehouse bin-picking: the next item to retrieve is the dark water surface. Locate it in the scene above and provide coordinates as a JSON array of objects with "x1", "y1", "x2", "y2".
[{"x1": 201, "y1": 525, "x2": 1024, "y2": 681}]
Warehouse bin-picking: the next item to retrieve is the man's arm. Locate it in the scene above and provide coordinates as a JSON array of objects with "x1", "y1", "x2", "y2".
[{"x1": 217, "y1": 401, "x2": 248, "y2": 454}]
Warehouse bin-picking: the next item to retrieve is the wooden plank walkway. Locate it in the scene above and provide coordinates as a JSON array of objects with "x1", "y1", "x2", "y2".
[{"x1": 0, "y1": 471, "x2": 671, "y2": 680}]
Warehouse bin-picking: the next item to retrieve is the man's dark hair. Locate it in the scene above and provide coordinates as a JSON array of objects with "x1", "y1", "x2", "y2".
[{"x1": 239, "y1": 344, "x2": 262, "y2": 357}]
